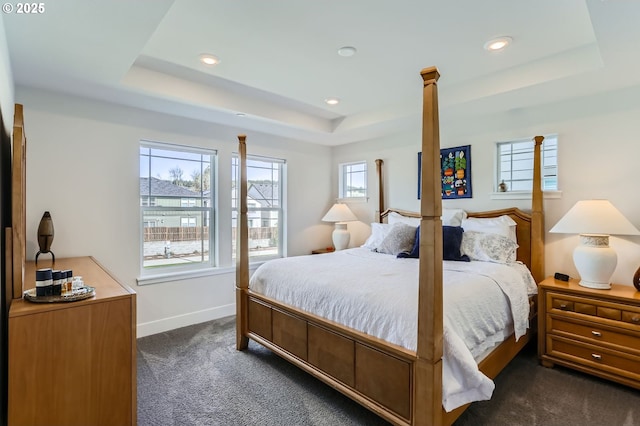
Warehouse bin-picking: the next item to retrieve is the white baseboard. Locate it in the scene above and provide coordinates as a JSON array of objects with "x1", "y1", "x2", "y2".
[{"x1": 137, "y1": 303, "x2": 235, "y2": 338}]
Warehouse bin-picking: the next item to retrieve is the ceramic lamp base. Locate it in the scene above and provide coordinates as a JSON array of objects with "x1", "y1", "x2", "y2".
[
  {"x1": 574, "y1": 234, "x2": 616, "y2": 290},
  {"x1": 332, "y1": 223, "x2": 351, "y2": 251}
]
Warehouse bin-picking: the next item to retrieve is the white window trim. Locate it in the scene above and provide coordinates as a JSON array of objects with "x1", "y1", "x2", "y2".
[
  {"x1": 339, "y1": 160, "x2": 368, "y2": 199},
  {"x1": 137, "y1": 262, "x2": 264, "y2": 286},
  {"x1": 139, "y1": 140, "x2": 217, "y2": 280},
  {"x1": 231, "y1": 153, "x2": 287, "y2": 262},
  {"x1": 336, "y1": 196, "x2": 369, "y2": 203},
  {"x1": 490, "y1": 190, "x2": 563, "y2": 200},
  {"x1": 496, "y1": 134, "x2": 558, "y2": 193}
]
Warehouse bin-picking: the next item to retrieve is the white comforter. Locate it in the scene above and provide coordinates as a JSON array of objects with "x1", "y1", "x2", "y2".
[{"x1": 249, "y1": 247, "x2": 537, "y2": 411}]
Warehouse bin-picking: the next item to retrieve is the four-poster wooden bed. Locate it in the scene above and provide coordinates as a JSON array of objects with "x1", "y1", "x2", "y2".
[{"x1": 235, "y1": 67, "x2": 545, "y2": 426}]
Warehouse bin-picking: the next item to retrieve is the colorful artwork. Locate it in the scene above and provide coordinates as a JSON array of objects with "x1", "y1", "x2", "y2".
[
  {"x1": 418, "y1": 145, "x2": 472, "y2": 199},
  {"x1": 440, "y1": 145, "x2": 472, "y2": 199}
]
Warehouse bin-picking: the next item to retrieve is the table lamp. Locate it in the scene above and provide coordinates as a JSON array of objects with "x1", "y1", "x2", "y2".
[
  {"x1": 549, "y1": 199, "x2": 640, "y2": 289},
  {"x1": 322, "y1": 203, "x2": 357, "y2": 250}
]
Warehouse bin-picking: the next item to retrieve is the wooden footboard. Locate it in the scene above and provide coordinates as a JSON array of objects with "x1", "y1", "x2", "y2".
[
  {"x1": 247, "y1": 292, "x2": 415, "y2": 425},
  {"x1": 245, "y1": 291, "x2": 535, "y2": 426}
]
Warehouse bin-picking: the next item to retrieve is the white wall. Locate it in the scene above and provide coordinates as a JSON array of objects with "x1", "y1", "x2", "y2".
[
  {"x1": 333, "y1": 86, "x2": 640, "y2": 286},
  {"x1": 0, "y1": 14, "x2": 15, "y2": 131},
  {"x1": 17, "y1": 87, "x2": 332, "y2": 336}
]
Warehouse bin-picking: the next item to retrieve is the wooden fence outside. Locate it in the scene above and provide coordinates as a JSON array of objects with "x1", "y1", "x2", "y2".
[{"x1": 144, "y1": 226, "x2": 278, "y2": 242}]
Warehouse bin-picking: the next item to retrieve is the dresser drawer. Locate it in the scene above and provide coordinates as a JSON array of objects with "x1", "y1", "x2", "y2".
[
  {"x1": 547, "y1": 335, "x2": 640, "y2": 377},
  {"x1": 547, "y1": 315, "x2": 640, "y2": 355}
]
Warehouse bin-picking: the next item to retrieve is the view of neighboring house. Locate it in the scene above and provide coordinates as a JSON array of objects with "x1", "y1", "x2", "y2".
[
  {"x1": 140, "y1": 177, "x2": 206, "y2": 228},
  {"x1": 247, "y1": 183, "x2": 279, "y2": 228}
]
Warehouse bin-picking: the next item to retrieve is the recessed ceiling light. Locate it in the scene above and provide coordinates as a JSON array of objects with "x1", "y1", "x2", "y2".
[
  {"x1": 484, "y1": 36, "x2": 512, "y2": 52},
  {"x1": 325, "y1": 97, "x2": 340, "y2": 105},
  {"x1": 337, "y1": 46, "x2": 357, "y2": 57},
  {"x1": 199, "y1": 54, "x2": 220, "y2": 65}
]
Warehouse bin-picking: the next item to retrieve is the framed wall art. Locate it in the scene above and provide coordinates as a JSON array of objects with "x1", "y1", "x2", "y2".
[{"x1": 418, "y1": 145, "x2": 472, "y2": 199}]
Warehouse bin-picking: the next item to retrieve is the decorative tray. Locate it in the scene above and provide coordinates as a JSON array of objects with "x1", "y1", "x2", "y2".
[{"x1": 23, "y1": 286, "x2": 96, "y2": 303}]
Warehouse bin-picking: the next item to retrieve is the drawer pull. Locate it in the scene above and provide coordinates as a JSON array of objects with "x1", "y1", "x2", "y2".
[
  {"x1": 632, "y1": 317, "x2": 640, "y2": 323},
  {"x1": 560, "y1": 304, "x2": 567, "y2": 309},
  {"x1": 591, "y1": 331, "x2": 602, "y2": 337},
  {"x1": 591, "y1": 353, "x2": 602, "y2": 361}
]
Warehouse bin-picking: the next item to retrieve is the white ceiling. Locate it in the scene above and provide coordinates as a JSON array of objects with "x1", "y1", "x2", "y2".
[{"x1": 4, "y1": 0, "x2": 640, "y2": 145}]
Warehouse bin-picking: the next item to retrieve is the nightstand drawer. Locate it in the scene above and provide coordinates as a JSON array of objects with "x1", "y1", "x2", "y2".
[
  {"x1": 547, "y1": 315, "x2": 640, "y2": 355},
  {"x1": 550, "y1": 298, "x2": 597, "y2": 315},
  {"x1": 598, "y1": 306, "x2": 621, "y2": 321},
  {"x1": 547, "y1": 335, "x2": 640, "y2": 377},
  {"x1": 622, "y1": 311, "x2": 640, "y2": 325},
  {"x1": 546, "y1": 291, "x2": 639, "y2": 322}
]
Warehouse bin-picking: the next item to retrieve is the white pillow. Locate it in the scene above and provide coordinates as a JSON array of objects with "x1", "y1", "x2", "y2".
[
  {"x1": 375, "y1": 223, "x2": 417, "y2": 255},
  {"x1": 461, "y1": 215, "x2": 517, "y2": 242},
  {"x1": 388, "y1": 209, "x2": 466, "y2": 227},
  {"x1": 387, "y1": 211, "x2": 420, "y2": 227},
  {"x1": 461, "y1": 231, "x2": 518, "y2": 264},
  {"x1": 442, "y1": 208, "x2": 467, "y2": 226},
  {"x1": 362, "y1": 223, "x2": 392, "y2": 249}
]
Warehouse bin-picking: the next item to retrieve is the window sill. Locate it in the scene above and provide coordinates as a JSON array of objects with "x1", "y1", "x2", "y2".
[
  {"x1": 336, "y1": 197, "x2": 369, "y2": 203},
  {"x1": 489, "y1": 190, "x2": 562, "y2": 200},
  {"x1": 137, "y1": 263, "x2": 261, "y2": 286}
]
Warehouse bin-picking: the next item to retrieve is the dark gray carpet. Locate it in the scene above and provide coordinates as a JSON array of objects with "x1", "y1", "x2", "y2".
[{"x1": 137, "y1": 316, "x2": 640, "y2": 426}]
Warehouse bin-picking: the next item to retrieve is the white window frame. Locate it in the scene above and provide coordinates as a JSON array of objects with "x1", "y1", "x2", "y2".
[
  {"x1": 232, "y1": 154, "x2": 286, "y2": 262},
  {"x1": 493, "y1": 134, "x2": 561, "y2": 199},
  {"x1": 138, "y1": 140, "x2": 217, "y2": 282},
  {"x1": 338, "y1": 160, "x2": 367, "y2": 201}
]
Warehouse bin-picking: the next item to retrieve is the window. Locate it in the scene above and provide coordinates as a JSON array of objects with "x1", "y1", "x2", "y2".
[
  {"x1": 180, "y1": 217, "x2": 197, "y2": 227},
  {"x1": 339, "y1": 161, "x2": 367, "y2": 199},
  {"x1": 139, "y1": 141, "x2": 216, "y2": 275},
  {"x1": 497, "y1": 135, "x2": 558, "y2": 192},
  {"x1": 232, "y1": 154, "x2": 285, "y2": 261},
  {"x1": 180, "y1": 198, "x2": 196, "y2": 207}
]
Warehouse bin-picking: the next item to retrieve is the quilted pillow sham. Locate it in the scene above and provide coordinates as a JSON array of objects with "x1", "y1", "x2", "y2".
[{"x1": 460, "y1": 231, "x2": 518, "y2": 264}]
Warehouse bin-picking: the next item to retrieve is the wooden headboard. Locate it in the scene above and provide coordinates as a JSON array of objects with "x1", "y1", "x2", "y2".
[{"x1": 379, "y1": 207, "x2": 538, "y2": 281}]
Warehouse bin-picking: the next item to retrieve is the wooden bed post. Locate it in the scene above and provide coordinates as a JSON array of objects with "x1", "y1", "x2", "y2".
[
  {"x1": 375, "y1": 159, "x2": 384, "y2": 223},
  {"x1": 236, "y1": 134, "x2": 249, "y2": 350},
  {"x1": 415, "y1": 67, "x2": 444, "y2": 426},
  {"x1": 530, "y1": 136, "x2": 545, "y2": 283}
]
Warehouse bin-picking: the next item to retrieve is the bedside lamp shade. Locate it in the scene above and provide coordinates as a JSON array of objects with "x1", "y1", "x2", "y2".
[
  {"x1": 550, "y1": 200, "x2": 640, "y2": 289},
  {"x1": 322, "y1": 203, "x2": 358, "y2": 251}
]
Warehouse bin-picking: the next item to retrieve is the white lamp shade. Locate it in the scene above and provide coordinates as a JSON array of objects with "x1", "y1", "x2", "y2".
[
  {"x1": 549, "y1": 200, "x2": 640, "y2": 236},
  {"x1": 549, "y1": 200, "x2": 640, "y2": 289},
  {"x1": 322, "y1": 203, "x2": 357, "y2": 223}
]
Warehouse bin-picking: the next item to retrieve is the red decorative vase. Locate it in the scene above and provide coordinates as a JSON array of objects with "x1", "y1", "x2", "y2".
[{"x1": 634, "y1": 265, "x2": 640, "y2": 291}]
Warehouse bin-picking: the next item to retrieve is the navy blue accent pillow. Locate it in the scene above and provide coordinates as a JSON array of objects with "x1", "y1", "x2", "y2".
[{"x1": 397, "y1": 226, "x2": 470, "y2": 262}]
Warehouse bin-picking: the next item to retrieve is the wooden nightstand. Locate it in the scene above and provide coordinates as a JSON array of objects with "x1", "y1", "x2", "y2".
[
  {"x1": 538, "y1": 276, "x2": 640, "y2": 390},
  {"x1": 312, "y1": 247, "x2": 335, "y2": 255}
]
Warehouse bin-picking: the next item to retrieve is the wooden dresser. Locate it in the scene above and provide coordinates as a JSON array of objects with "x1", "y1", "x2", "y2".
[
  {"x1": 8, "y1": 256, "x2": 137, "y2": 426},
  {"x1": 538, "y1": 276, "x2": 640, "y2": 389}
]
